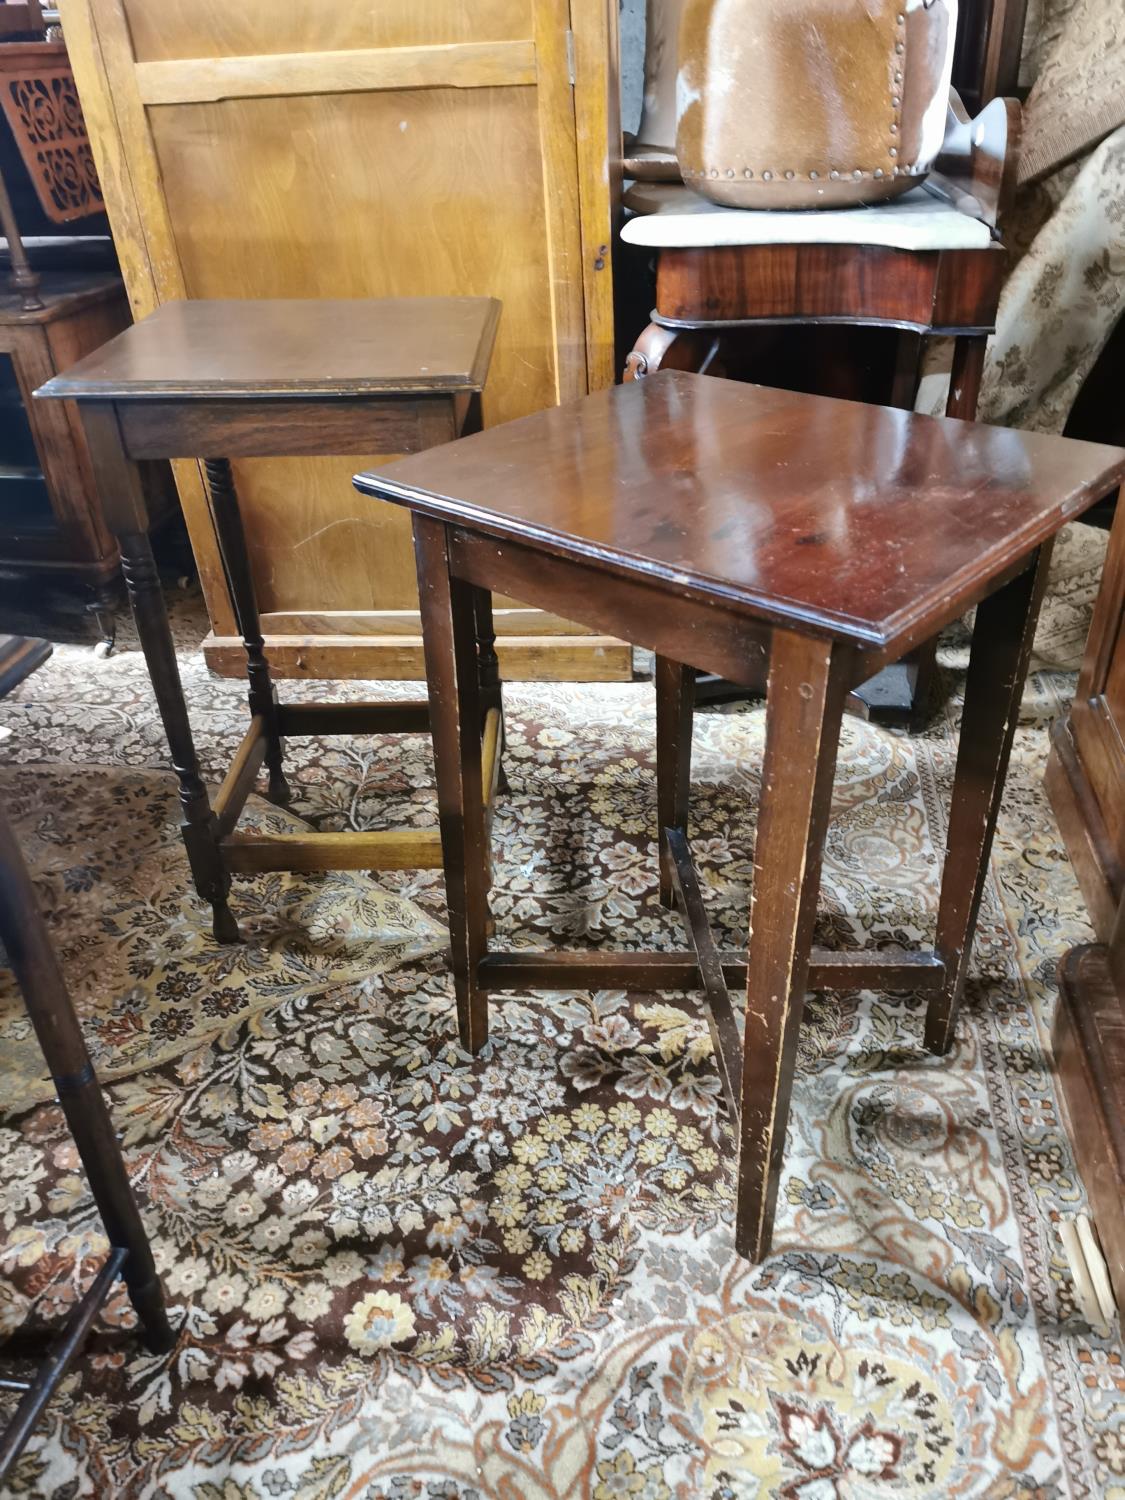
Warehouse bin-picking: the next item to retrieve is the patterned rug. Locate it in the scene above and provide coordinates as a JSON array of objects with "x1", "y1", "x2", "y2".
[
  {"x1": 0, "y1": 765, "x2": 444, "y2": 1114},
  {"x1": 0, "y1": 541, "x2": 1121, "y2": 1500}
]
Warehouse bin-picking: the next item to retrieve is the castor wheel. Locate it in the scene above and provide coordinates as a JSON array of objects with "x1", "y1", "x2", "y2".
[{"x1": 93, "y1": 637, "x2": 115, "y2": 660}]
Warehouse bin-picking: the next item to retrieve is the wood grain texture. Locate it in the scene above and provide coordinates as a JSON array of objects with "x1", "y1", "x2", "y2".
[
  {"x1": 41, "y1": 298, "x2": 501, "y2": 399},
  {"x1": 570, "y1": 0, "x2": 619, "y2": 391},
  {"x1": 201, "y1": 632, "x2": 633, "y2": 682},
  {"x1": 652, "y1": 242, "x2": 1007, "y2": 333},
  {"x1": 1068, "y1": 497, "x2": 1125, "y2": 890},
  {"x1": 1052, "y1": 929, "x2": 1125, "y2": 1314},
  {"x1": 736, "y1": 629, "x2": 847, "y2": 1261},
  {"x1": 0, "y1": 278, "x2": 133, "y2": 581},
  {"x1": 121, "y1": 0, "x2": 536, "y2": 60},
  {"x1": 656, "y1": 656, "x2": 693, "y2": 906},
  {"x1": 359, "y1": 371, "x2": 1125, "y2": 653},
  {"x1": 369, "y1": 371, "x2": 1114, "y2": 1262},
  {"x1": 61, "y1": 0, "x2": 232, "y2": 634},
  {"x1": 926, "y1": 547, "x2": 1053, "y2": 1054},
  {"x1": 413, "y1": 516, "x2": 491, "y2": 1053},
  {"x1": 1046, "y1": 493, "x2": 1125, "y2": 943},
  {"x1": 134, "y1": 42, "x2": 538, "y2": 104},
  {"x1": 61, "y1": 0, "x2": 621, "y2": 678}
]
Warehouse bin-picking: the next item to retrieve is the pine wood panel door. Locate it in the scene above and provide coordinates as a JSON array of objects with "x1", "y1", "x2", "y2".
[{"x1": 59, "y1": 0, "x2": 627, "y2": 680}]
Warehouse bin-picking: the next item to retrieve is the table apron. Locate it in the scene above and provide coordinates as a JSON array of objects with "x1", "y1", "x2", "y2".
[
  {"x1": 449, "y1": 527, "x2": 776, "y2": 686},
  {"x1": 117, "y1": 393, "x2": 461, "y2": 459}
]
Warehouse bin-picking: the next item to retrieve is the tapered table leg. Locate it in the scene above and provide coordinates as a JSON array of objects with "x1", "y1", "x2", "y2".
[
  {"x1": 925, "y1": 546, "x2": 1053, "y2": 1054},
  {"x1": 204, "y1": 458, "x2": 290, "y2": 808},
  {"x1": 0, "y1": 808, "x2": 175, "y2": 1355},
  {"x1": 736, "y1": 628, "x2": 849, "y2": 1262},
  {"x1": 655, "y1": 656, "x2": 694, "y2": 908},
  {"x1": 414, "y1": 517, "x2": 492, "y2": 1054}
]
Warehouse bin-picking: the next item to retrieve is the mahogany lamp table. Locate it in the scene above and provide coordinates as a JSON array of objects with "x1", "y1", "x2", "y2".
[
  {"x1": 356, "y1": 371, "x2": 1125, "y2": 1263},
  {"x1": 36, "y1": 298, "x2": 501, "y2": 943}
]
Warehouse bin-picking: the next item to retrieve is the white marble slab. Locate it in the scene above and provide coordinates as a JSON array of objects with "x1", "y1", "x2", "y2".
[{"x1": 621, "y1": 183, "x2": 993, "y2": 251}]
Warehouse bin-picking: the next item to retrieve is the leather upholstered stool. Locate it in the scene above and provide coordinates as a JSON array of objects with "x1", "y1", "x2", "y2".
[
  {"x1": 356, "y1": 371, "x2": 1125, "y2": 1263},
  {"x1": 36, "y1": 298, "x2": 501, "y2": 943}
]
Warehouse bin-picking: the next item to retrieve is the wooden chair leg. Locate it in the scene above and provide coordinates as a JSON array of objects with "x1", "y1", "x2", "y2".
[
  {"x1": 204, "y1": 458, "x2": 290, "y2": 808},
  {"x1": 0, "y1": 809, "x2": 175, "y2": 1355},
  {"x1": 414, "y1": 517, "x2": 492, "y2": 1054},
  {"x1": 655, "y1": 656, "x2": 694, "y2": 908},
  {"x1": 925, "y1": 545, "x2": 1053, "y2": 1055},
  {"x1": 118, "y1": 532, "x2": 237, "y2": 943},
  {"x1": 736, "y1": 629, "x2": 848, "y2": 1262}
]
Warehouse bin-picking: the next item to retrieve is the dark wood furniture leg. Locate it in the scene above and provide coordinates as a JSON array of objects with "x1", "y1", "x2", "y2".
[
  {"x1": 0, "y1": 807, "x2": 174, "y2": 1482},
  {"x1": 79, "y1": 407, "x2": 236, "y2": 944},
  {"x1": 414, "y1": 517, "x2": 492, "y2": 1054},
  {"x1": 905, "y1": 333, "x2": 993, "y2": 728},
  {"x1": 203, "y1": 458, "x2": 290, "y2": 808},
  {"x1": 737, "y1": 628, "x2": 849, "y2": 1262},
  {"x1": 624, "y1": 322, "x2": 722, "y2": 381},
  {"x1": 925, "y1": 545, "x2": 1052, "y2": 1054},
  {"x1": 655, "y1": 655, "x2": 694, "y2": 908}
]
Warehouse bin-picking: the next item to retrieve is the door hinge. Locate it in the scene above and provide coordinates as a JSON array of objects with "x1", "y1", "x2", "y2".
[{"x1": 565, "y1": 28, "x2": 576, "y2": 85}]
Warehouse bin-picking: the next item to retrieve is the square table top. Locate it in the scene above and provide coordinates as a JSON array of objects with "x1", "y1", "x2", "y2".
[
  {"x1": 36, "y1": 297, "x2": 501, "y2": 402},
  {"x1": 355, "y1": 371, "x2": 1125, "y2": 651}
]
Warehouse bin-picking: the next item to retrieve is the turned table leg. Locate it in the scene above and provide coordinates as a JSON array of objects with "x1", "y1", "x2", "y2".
[
  {"x1": 736, "y1": 628, "x2": 849, "y2": 1262},
  {"x1": 204, "y1": 457, "x2": 290, "y2": 808},
  {"x1": 77, "y1": 406, "x2": 236, "y2": 944},
  {"x1": 414, "y1": 516, "x2": 492, "y2": 1054},
  {"x1": 655, "y1": 656, "x2": 694, "y2": 909},
  {"x1": 925, "y1": 545, "x2": 1053, "y2": 1054},
  {"x1": 0, "y1": 808, "x2": 175, "y2": 1354}
]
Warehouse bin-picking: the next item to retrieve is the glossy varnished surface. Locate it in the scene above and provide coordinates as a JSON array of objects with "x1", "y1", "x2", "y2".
[
  {"x1": 38, "y1": 297, "x2": 501, "y2": 400},
  {"x1": 359, "y1": 371, "x2": 1125, "y2": 649}
]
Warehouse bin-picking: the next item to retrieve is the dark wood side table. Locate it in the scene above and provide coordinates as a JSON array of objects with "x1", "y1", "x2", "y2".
[
  {"x1": 36, "y1": 298, "x2": 502, "y2": 943},
  {"x1": 0, "y1": 654, "x2": 173, "y2": 1484},
  {"x1": 356, "y1": 371, "x2": 1125, "y2": 1264},
  {"x1": 620, "y1": 95, "x2": 1020, "y2": 724}
]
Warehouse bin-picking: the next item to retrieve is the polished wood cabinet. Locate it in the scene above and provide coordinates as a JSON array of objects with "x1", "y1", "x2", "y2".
[
  {"x1": 1047, "y1": 503, "x2": 1125, "y2": 939},
  {"x1": 58, "y1": 0, "x2": 629, "y2": 681},
  {"x1": 0, "y1": 271, "x2": 163, "y2": 645},
  {"x1": 1047, "y1": 500, "x2": 1125, "y2": 1317}
]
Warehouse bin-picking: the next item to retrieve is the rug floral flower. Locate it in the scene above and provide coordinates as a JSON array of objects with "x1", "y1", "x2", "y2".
[
  {"x1": 0, "y1": 554, "x2": 1121, "y2": 1499},
  {"x1": 0, "y1": 765, "x2": 445, "y2": 1113}
]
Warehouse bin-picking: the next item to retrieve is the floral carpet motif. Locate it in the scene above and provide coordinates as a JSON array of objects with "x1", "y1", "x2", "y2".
[
  {"x1": 0, "y1": 573, "x2": 1122, "y2": 1499},
  {"x1": 0, "y1": 764, "x2": 445, "y2": 1113}
]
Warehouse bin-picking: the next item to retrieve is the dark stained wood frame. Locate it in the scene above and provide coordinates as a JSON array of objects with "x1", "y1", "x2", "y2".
[
  {"x1": 35, "y1": 378, "x2": 503, "y2": 944},
  {"x1": 0, "y1": 801, "x2": 174, "y2": 1483},
  {"x1": 399, "y1": 499, "x2": 1061, "y2": 1261}
]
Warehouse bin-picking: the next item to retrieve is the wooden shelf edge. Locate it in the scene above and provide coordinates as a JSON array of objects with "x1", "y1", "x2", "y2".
[{"x1": 201, "y1": 632, "x2": 634, "y2": 683}]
